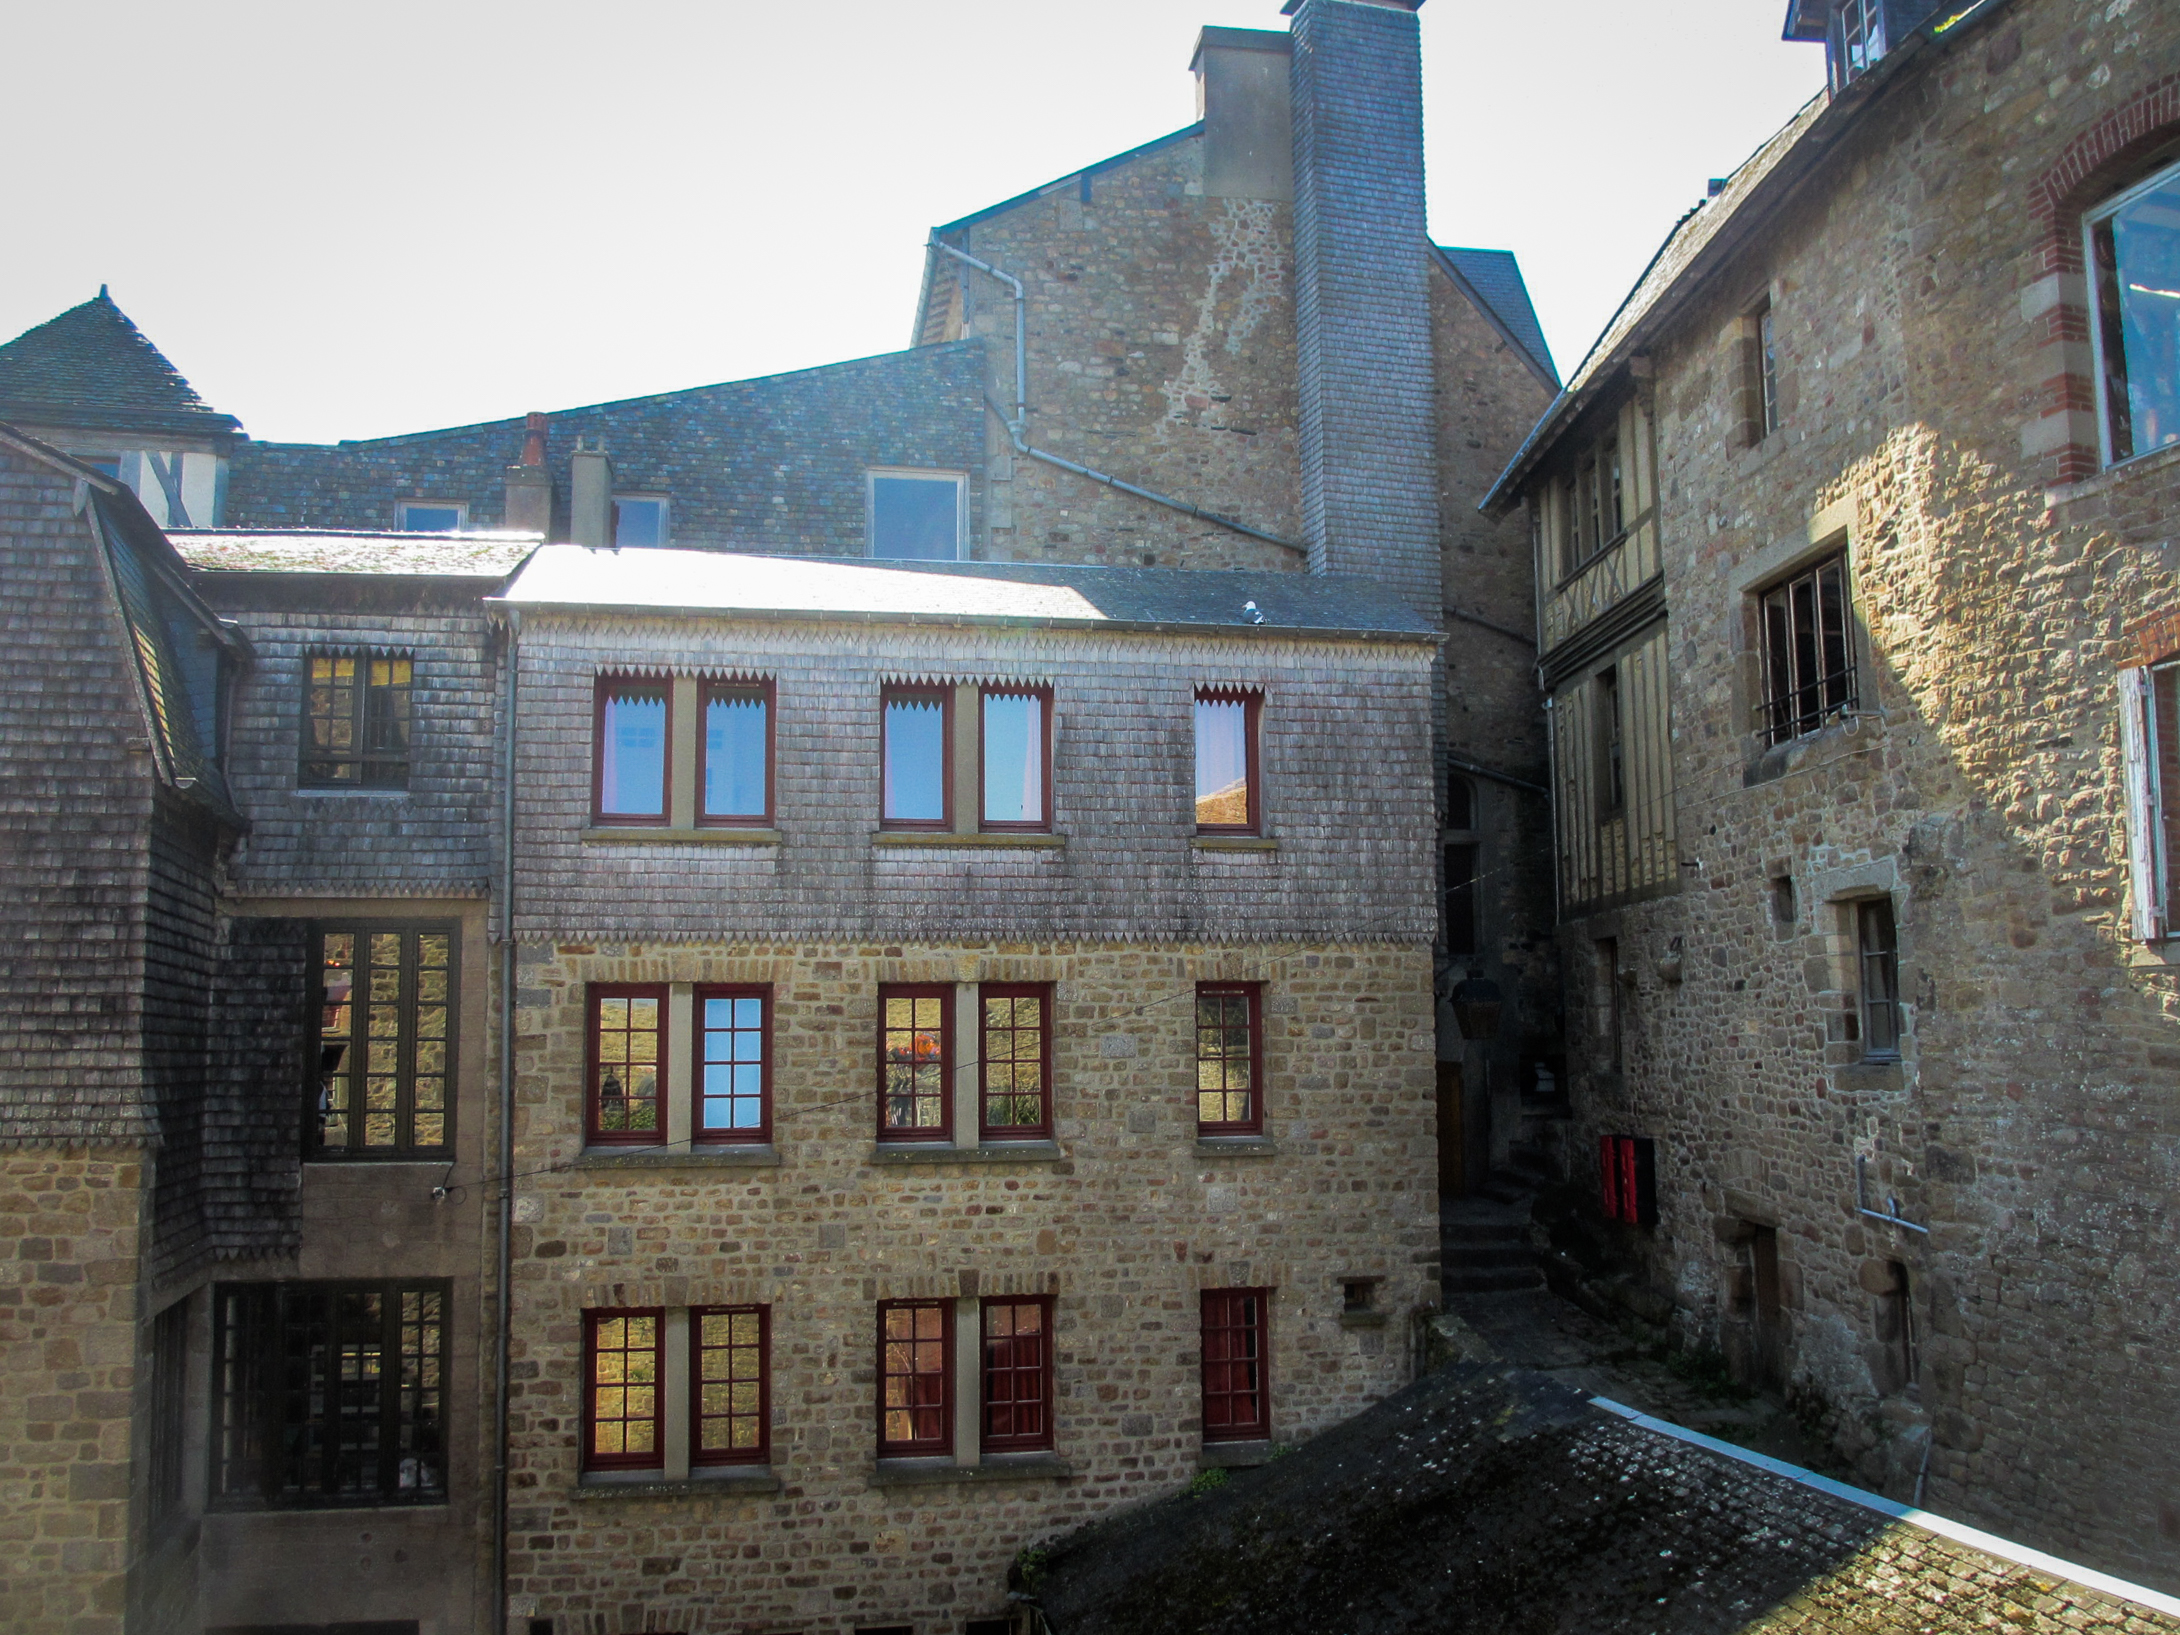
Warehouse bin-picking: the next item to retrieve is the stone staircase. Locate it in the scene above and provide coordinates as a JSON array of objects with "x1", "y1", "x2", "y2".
[{"x1": 1441, "y1": 1144, "x2": 1551, "y2": 1296}]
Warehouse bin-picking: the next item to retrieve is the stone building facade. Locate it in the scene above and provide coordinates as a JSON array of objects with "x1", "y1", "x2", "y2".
[{"x1": 1487, "y1": 0, "x2": 2180, "y2": 1593}]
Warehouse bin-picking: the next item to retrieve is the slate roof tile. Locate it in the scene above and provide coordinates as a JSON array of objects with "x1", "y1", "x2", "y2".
[{"x1": 0, "y1": 289, "x2": 239, "y2": 435}]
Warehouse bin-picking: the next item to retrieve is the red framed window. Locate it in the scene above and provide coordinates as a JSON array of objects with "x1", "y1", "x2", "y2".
[
  {"x1": 1195, "y1": 983, "x2": 1263, "y2": 1135},
  {"x1": 1600, "y1": 1135, "x2": 1657, "y2": 1227},
  {"x1": 1200, "y1": 1288, "x2": 1270, "y2": 1443},
  {"x1": 881, "y1": 685, "x2": 951, "y2": 830},
  {"x1": 698, "y1": 678, "x2": 773, "y2": 826},
  {"x1": 981, "y1": 1296, "x2": 1053, "y2": 1453},
  {"x1": 691, "y1": 1305, "x2": 769, "y2": 1466},
  {"x1": 695, "y1": 984, "x2": 770, "y2": 1144},
  {"x1": 979, "y1": 685, "x2": 1052, "y2": 831},
  {"x1": 593, "y1": 676, "x2": 671, "y2": 825},
  {"x1": 588, "y1": 984, "x2": 666, "y2": 1145},
  {"x1": 878, "y1": 983, "x2": 952, "y2": 1142},
  {"x1": 877, "y1": 1299, "x2": 952, "y2": 1456},
  {"x1": 979, "y1": 982, "x2": 1051, "y2": 1141},
  {"x1": 584, "y1": 1308, "x2": 664, "y2": 1470},
  {"x1": 1194, "y1": 689, "x2": 1262, "y2": 834}
]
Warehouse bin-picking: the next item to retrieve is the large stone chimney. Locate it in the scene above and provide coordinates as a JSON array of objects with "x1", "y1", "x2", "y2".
[
  {"x1": 1285, "y1": 0, "x2": 1440, "y2": 620},
  {"x1": 1191, "y1": 27, "x2": 1293, "y2": 201}
]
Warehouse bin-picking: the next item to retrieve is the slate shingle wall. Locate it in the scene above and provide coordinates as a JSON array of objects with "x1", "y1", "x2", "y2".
[
  {"x1": 223, "y1": 343, "x2": 988, "y2": 554},
  {"x1": 510, "y1": 616, "x2": 1438, "y2": 945}
]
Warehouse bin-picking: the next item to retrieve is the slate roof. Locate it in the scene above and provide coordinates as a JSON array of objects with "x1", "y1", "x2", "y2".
[
  {"x1": 1433, "y1": 245, "x2": 1558, "y2": 389},
  {"x1": 0, "y1": 289, "x2": 239, "y2": 437},
  {"x1": 170, "y1": 529, "x2": 539, "y2": 578},
  {"x1": 495, "y1": 545, "x2": 1439, "y2": 640}
]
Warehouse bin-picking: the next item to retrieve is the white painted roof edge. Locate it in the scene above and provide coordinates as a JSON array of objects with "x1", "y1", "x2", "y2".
[{"x1": 1591, "y1": 1397, "x2": 2180, "y2": 1619}]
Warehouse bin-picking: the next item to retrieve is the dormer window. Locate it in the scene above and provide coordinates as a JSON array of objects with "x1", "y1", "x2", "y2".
[
  {"x1": 397, "y1": 502, "x2": 466, "y2": 533},
  {"x1": 613, "y1": 496, "x2": 669, "y2": 548},
  {"x1": 1831, "y1": 0, "x2": 1885, "y2": 89},
  {"x1": 869, "y1": 470, "x2": 965, "y2": 560}
]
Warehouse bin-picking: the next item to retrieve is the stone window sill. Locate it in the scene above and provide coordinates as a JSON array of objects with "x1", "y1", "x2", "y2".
[
  {"x1": 1339, "y1": 1310, "x2": 1389, "y2": 1331},
  {"x1": 867, "y1": 1455, "x2": 1070, "y2": 1488},
  {"x1": 871, "y1": 830, "x2": 1065, "y2": 849},
  {"x1": 574, "y1": 1467, "x2": 781, "y2": 1499},
  {"x1": 2045, "y1": 438, "x2": 2180, "y2": 509},
  {"x1": 1199, "y1": 1439, "x2": 1274, "y2": 1470},
  {"x1": 1192, "y1": 835, "x2": 1278, "y2": 852},
  {"x1": 1194, "y1": 1137, "x2": 1277, "y2": 1158},
  {"x1": 869, "y1": 1141, "x2": 1067, "y2": 1167},
  {"x1": 1831, "y1": 1062, "x2": 1906, "y2": 1094},
  {"x1": 580, "y1": 826, "x2": 781, "y2": 846},
  {"x1": 571, "y1": 1144, "x2": 781, "y2": 1170}
]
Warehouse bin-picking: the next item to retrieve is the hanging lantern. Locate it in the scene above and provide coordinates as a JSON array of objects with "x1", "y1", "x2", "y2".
[{"x1": 1449, "y1": 974, "x2": 1503, "y2": 1042}]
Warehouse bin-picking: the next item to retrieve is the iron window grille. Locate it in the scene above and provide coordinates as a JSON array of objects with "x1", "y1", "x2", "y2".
[
  {"x1": 1200, "y1": 1288, "x2": 1271, "y2": 1442},
  {"x1": 979, "y1": 982, "x2": 1052, "y2": 1141},
  {"x1": 213, "y1": 1280, "x2": 449, "y2": 1508},
  {"x1": 1195, "y1": 983, "x2": 1263, "y2": 1136},
  {"x1": 981, "y1": 1296, "x2": 1054, "y2": 1453},
  {"x1": 1757, "y1": 553, "x2": 1858, "y2": 744},
  {"x1": 301, "y1": 651, "x2": 413, "y2": 789},
  {"x1": 878, "y1": 984, "x2": 953, "y2": 1142},
  {"x1": 588, "y1": 984, "x2": 667, "y2": 1144},
  {"x1": 1856, "y1": 898, "x2": 1902, "y2": 1060},
  {"x1": 310, "y1": 924, "x2": 456, "y2": 1158},
  {"x1": 584, "y1": 1309, "x2": 665, "y2": 1471},
  {"x1": 878, "y1": 1299, "x2": 953, "y2": 1456},
  {"x1": 2085, "y1": 154, "x2": 2180, "y2": 468},
  {"x1": 691, "y1": 1305, "x2": 769, "y2": 1466}
]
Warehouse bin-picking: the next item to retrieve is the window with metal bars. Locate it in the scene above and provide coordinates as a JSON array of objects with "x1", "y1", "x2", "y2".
[
  {"x1": 584, "y1": 1309, "x2": 664, "y2": 1470},
  {"x1": 980, "y1": 983, "x2": 1051, "y2": 1140},
  {"x1": 1757, "y1": 554, "x2": 1858, "y2": 744},
  {"x1": 311, "y1": 925, "x2": 455, "y2": 1157},
  {"x1": 878, "y1": 984, "x2": 952, "y2": 1141},
  {"x1": 212, "y1": 1281, "x2": 448, "y2": 1507},
  {"x1": 1856, "y1": 898, "x2": 1902, "y2": 1060},
  {"x1": 1200, "y1": 1288, "x2": 1270, "y2": 1442},
  {"x1": 877, "y1": 1300, "x2": 952, "y2": 1456},
  {"x1": 1194, "y1": 983, "x2": 1262, "y2": 1136},
  {"x1": 981, "y1": 1296, "x2": 1053, "y2": 1453},
  {"x1": 692, "y1": 1306, "x2": 768, "y2": 1466},
  {"x1": 301, "y1": 652, "x2": 413, "y2": 788}
]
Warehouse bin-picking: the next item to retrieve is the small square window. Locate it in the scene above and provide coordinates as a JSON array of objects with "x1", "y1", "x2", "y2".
[
  {"x1": 1200, "y1": 1288, "x2": 1270, "y2": 1442},
  {"x1": 1194, "y1": 690, "x2": 1261, "y2": 833},
  {"x1": 700, "y1": 680, "x2": 772, "y2": 825},
  {"x1": 979, "y1": 686, "x2": 1050, "y2": 831},
  {"x1": 696, "y1": 985, "x2": 771, "y2": 1144},
  {"x1": 979, "y1": 983, "x2": 1051, "y2": 1141},
  {"x1": 878, "y1": 983, "x2": 952, "y2": 1142},
  {"x1": 588, "y1": 984, "x2": 667, "y2": 1145},
  {"x1": 878, "y1": 1299, "x2": 953, "y2": 1456},
  {"x1": 612, "y1": 496, "x2": 669, "y2": 548},
  {"x1": 302, "y1": 651, "x2": 413, "y2": 789},
  {"x1": 870, "y1": 471, "x2": 965, "y2": 560},
  {"x1": 584, "y1": 1308, "x2": 665, "y2": 1471},
  {"x1": 1195, "y1": 983, "x2": 1262, "y2": 1136},
  {"x1": 691, "y1": 1305, "x2": 769, "y2": 1465},
  {"x1": 594, "y1": 677, "x2": 670, "y2": 824},
  {"x1": 882, "y1": 686, "x2": 951, "y2": 829},
  {"x1": 396, "y1": 502, "x2": 466, "y2": 533},
  {"x1": 981, "y1": 1296, "x2": 1053, "y2": 1453}
]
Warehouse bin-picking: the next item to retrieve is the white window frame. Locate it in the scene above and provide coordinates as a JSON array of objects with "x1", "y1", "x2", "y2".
[
  {"x1": 396, "y1": 500, "x2": 469, "y2": 533},
  {"x1": 2120, "y1": 664, "x2": 2170, "y2": 942},
  {"x1": 2084, "y1": 153, "x2": 2180, "y2": 471},
  {"x1": 612, "y1": 493, "x2": 672, "y2": 549},
  {"x1": 867, "y1": 468, "x2": 966, "y2": 562}
]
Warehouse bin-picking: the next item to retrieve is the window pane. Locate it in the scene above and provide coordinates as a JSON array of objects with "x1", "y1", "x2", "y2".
[
  {"x1": 700, "y1": 992, "x2": 767, "y2": 1135},
  {"x1": 881, "y1": 990, "x2": 947, "y2": 1133},
  {"x1": 981, "y1": 990, "x2": 1046, "y2": 1132},
  {"x1": 613, "y1": 497, "x2": 665, "y2": 548},
  {"x1": 982, "y1": 1298, "x2": 1049, "y2": 1449},
  {"x1": 694, "y1": 1307, "x2": 766, "y2": 1462},
  {"x1": 593, "y1": 990, "x2": 663, "y2": 1135},
  {"x1": 981, "y1": 691, "x2": 1044, "y2": 824},
  {"x1": 588, "y1": 1311, "x2": 661, "y2": 1466},
  {"x1": 883, "y1": 694, "x2": 946, "y2": 823},
  {"x1": 1196, "y1": 989, "x2": 1255, "y2": 1130},
  {"x1": 1195, "y1": 698, "x2": 1251, "y2": 828},
  {"x1": 399, "y1": 505, "x2": 462, "y2": 533},
  {"x1": 599, "y1": 686, "x2": 667, "y2": 817},
  {"x1": 2102, "y1": 168, "x2": 2180, "y2": 461},
  {"x1": 1201, "y1": 1289, "x2": 1268, "y2": 1440},
  {"x1": 704, "y1": 690, "x2": 768, "y2": 818},
  {"x1": 880, "y1": 1302, "x2": 949, "y2": 1450},
  {"x1": 871, "y1": 474, "x2": 960, "y2": 560}
]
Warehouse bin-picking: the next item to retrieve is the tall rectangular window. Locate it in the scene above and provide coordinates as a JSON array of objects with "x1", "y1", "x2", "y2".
[
  {"x1": 1758, "y1": 553, "x2": 1857, "y2": 744},
  {"x1": 881, "y1": 686, "x2": 950, "y2": 828},
  {"x1": 877, "y1": 1300, "x2": 952, "y2": 1456},
  {"x1": 980, "y1": 983, "x2": 1051, "y2": 1140},
  {"x1": 594, "y1": 677, "x2": 670, "y2": 823},
  {"x1": 2087, "y1": 157, "x2": 2180, "y2": 466},
  {"x1": 1596, "y1": 665, "x2": 1625, "y2": 817},
  {"x1": 588, "y1": 984, "x2": 666, "y2": 1144},
  {"x1": 311, "y1": 924, "x2": 455, "y2": 1157},
  {"x1": 700, "y1": 680, "x2": 771, "y2": 825},
  {"x1": 584, "y1": 1309, "x2": 664, "y2": 1471},
  {"x1": 1195, "y1": 983, "x2": 1262, "y2": 1136},
  {"x1": 1857, "y1": 898, "x2": 1901, "y2": 1060},
  {"x1": 980, "y1": 686, "x2": 1050, "y2": 830},
  {"x1": 695, "y1": 984, "x2": 770, "y2": 1144},
  {"x1": 213, "y1": 1280, "x2": 448, "y2": 1507},
  {"x1": 302, "y1": 652, "x2": 413, "y2": 789},
  {"x1": 1200, "y1": 1288, "x2": 1270, "y2": 1443},
  {"x1": 878, "y1": 983, "x2": 951, "y2": 1141},
  {"x1": 981, "y1": 1296, "x2": 1053, "y2": 1453},
  {"x1": 1757, "y1": 300, "x2": 1780, "y2": 437},
  {"x1": 1194, "y1": 690, "x2": 1260, "y2": 833},
  {"x1": 691, "y1": 1306, "x2": 769, "y2": 1466},
  {"x1": 869, "y1": 470, "x2": 965, "y2": 560}
]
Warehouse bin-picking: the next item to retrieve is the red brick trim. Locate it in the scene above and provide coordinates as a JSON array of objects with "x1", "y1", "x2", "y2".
[{"x1": 2123, "y1": 607, "x2": 2180, "y2": 669}]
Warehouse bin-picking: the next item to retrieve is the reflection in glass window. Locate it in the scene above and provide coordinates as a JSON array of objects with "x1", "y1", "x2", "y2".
[
  {"x1": 703, "y1": 685, "x2": 769, "y2": 821},
  {"x1": 312, "y1": 925, "x2": 453, "y2": 1156},
  {"x1": 879, "y1": 985, "x2": 949, "y2": 1138},
  {"x1": 870, "y1": 472, "x2": 962, "y2": 560},
  {"x1": 1194, "y1": 692, "x2": 1257, "y2": 831},
  {"x1": 693, "y1": 1306, "x2": 767, "y2": 1463},
  {"x1": 882, "y1": 689, "x2": 947, "y2": 825},
  {"x1": 2090, "y1": 158, "x2": 2180, "y2": 464},
  {"x1": 590, "y1": 987, "x2": 663, "y2": 1139},
  {"x1": 597, "y1": 682, "x2": 668, "y2": 819},
  {"x1": 585, "y1": 1309, "x2": 662, "y2": 1468},
  {"x1": 981, "y1": 689, "x2": 1046, "y2": 827},
  {"x1": 613, "y1": 497, "x2": 667, "y2": 548}
]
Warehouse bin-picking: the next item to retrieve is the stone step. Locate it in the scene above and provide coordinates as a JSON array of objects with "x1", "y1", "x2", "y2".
[{"x1": 1443, "y1": 1264, "x2": 1546, "y2": 1294}]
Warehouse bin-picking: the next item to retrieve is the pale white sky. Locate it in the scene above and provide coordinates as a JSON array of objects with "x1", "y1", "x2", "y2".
[{"x1": 0, "y1": 1, "x2": 1824, "y2": 445}]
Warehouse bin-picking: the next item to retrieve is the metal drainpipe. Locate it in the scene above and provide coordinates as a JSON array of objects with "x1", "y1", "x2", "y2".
[
  {"x1": 492, "y1": 608, "x2": 521, "y2": 1635},
  {"x1": 928, "y1": 237, "x2": 1306, "y2": 557}
]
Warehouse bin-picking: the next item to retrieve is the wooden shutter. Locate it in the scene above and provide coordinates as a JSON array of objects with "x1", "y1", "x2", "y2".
[{"x1": 2119, "y1": 666, "x2": 2164, "y2": 942}]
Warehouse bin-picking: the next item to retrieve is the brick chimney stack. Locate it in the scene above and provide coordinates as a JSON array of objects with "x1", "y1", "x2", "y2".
[
  {"x1": 503, "y1": 410, "x2": 552, "y2": 537},
  {"x1": 1285, "y1": 0, "x2": 1441, "y2": 622}
]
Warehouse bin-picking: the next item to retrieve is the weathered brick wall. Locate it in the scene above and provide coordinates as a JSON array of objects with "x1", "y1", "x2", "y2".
[
  {"x1": 0, "y1": 1150, "x2": 146, "y2": 1635},
  {"x1": 224, "y1": 342, "x2": 988, "y2": 553},
  {"x1": 511, "y1": 616, "x2": 1440, "y2": 946},
  {"x1": 503, "y1": 937, "x2": 1437, "y2": 1634},
  {"x1": 1553, "y1": 0, "x2": 2180, "y2": 1590}
]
